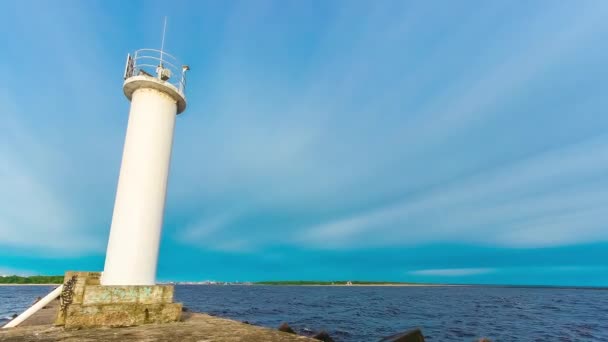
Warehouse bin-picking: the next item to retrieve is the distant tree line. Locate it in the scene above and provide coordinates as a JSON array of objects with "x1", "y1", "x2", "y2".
[
  {"x1": 0, "y1": 275, "x2": 64, "y2": 284},
  {"x1": 255, "y1": 281, "x2": 413, "y2": 285}
]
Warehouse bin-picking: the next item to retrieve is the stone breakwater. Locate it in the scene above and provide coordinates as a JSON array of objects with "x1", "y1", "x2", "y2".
[
  {"x1": 1, "y1": 310, "x2": 316, "y2": 342},
  {"x1": 1, "y1": 290, "x2": 316, "y2": 342}
]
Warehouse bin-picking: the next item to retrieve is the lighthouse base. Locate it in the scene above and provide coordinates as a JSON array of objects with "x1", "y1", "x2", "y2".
[{"x1": 54, "y1": 272, "x2": 182, "y2": 329}]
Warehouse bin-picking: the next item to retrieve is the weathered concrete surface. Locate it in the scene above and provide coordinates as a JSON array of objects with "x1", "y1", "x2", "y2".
[
  {"x1": 0, "y1": 312, "x2": 316, "y2": 341},
  {"x1": 64, "y1": 303, "x2": 182, "y2": 328},
  {"x1": 55, "y1": 271, "x2": 101, "y2": 326},
  {"x1": 63, "y1": 271, "x2": 101, "y2": 303},
  {"x1": 55, "y1": 272, "x2": 182, "y2": 328},
  {"x1": 82, "y1": 285, "x2": 174, "y2": 305}
]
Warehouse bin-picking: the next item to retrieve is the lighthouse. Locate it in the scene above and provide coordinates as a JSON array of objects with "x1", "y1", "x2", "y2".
[
  {"x1": 101, "y1": 48, "x2": 189, "y2": 286},
  {"x1": 2, "y1": 28, "x2": 189, "y2": 330}
]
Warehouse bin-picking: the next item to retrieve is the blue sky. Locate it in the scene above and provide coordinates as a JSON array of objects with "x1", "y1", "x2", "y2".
[{"x1": 1, "y1": 0, "x2": 607, "y2": 286}]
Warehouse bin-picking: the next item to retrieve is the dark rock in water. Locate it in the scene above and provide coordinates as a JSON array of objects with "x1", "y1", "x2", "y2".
[
  {"x1": 379, "y1": 328, "x2": 425, "y2": 342},
  {"x1": 278, "y1": 322, "x2": 296, "y2": 334},
  {"x1": 312, "y1": 330, "x2": 335, "y2": 342},
  {"x1": 11, "y1": 314, "x2": 18, "y2": 319},
  {"x1": 181, "y1": 307, "x2": 189, "y2": 312}
]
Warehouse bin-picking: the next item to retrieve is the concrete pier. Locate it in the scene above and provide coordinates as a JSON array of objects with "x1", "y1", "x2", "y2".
[
  {"x1": 1, "y1": 296, "x2": 315, "y2": 341},
  {"x1": 1, "y1": 312, "x2": 315, "y2": 342},
  {"x1": 1, "y1": 272, "x2": 316, "y2": 341}
]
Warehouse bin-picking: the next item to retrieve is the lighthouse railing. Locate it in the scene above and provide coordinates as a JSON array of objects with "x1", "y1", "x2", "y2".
[{"x1": 124, "y1": 48, "x2": 187, "y2": 95}]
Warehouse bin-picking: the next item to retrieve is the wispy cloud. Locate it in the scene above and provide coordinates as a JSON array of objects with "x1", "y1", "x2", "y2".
[
  {"x1": 409, "y1": 268, "x2": 494, "y2": 277},
  {"x1": 0, "y1": 95, "x2": 103, "y2": 253},
  {"x1": 2, "y1": 0, "x2": 608, "y2": 275},
  {"x1": 170, "y1": 1, "x2": 608, "y2": 252},
  {"x1": 299, "y1": 135, "x2": 608, "y2": 248},
  {"x1": 177, "y1": 210, "x2": 255, "y2": 253},
  {"x1": 0, "y1": 1, "x2": 116, "y2": 254}
]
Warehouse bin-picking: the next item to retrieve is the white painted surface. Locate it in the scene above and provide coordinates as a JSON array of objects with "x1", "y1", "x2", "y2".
[
  {"x1": 2, "y1": 285, "x2": 63, "y2": 329},
  {"x1": 102, "y1": 86, "x2": 178, "y2": 285},
  {"x1": 123, "y1": 75, "x2": 187, "y2": 114}
]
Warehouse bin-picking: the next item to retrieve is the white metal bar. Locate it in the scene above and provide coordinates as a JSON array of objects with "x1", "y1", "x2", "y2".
[
  {"x1": 136, "y1": 49, "x2": 178, "y2": 61},
  {"x1": 123, "y1": 53, "x2": 131, "y2": 79},
  {"x1": 134, "y1": 57, "x2": 180, "y2": 71}
]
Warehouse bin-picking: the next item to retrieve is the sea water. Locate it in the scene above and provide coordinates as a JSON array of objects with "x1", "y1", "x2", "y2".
[{"x1": 2, "y1": 285, "x2": 607, "y2": 341}]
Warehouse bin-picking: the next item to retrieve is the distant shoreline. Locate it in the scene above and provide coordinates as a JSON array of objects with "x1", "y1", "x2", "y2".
[
  {"x1": 0, "y1": 284, "x2": 60, "y2": 286},
  {"x1": 1, "y1": 278, "x2": 605, "y2": 290},
  {"x1": 253, "y1": 283, "x2": 457, "y2": 287},
  {"x1": 175, "y1": 283, "x2": 608, "y2": 290},
  {"x1": 0, "y1": 275, "x2": 64, "y2": 285},
  {"x1": 252, "y1": 281, "x2": 452, "y2": 286},
  {"x1": 2, "y1": 283, "x2": 606, "y2": 289}
]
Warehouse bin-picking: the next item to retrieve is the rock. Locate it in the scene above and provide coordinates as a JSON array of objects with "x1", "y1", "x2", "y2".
[
  {"x1": 11, "y1": 314, "x2": 18, "y2": 319},
  {"x1": 181, "y1": 307, "x2": 189, "y2": 312},
  {"x1": 379, "y1": 328, "x2": 425, "y2": 342},
  {"x1": 278, "y1": 322, "x2": 296, "y2": 334},
  {"x1": 312, "y1": 330, "x2": 335, "y2": 342}
]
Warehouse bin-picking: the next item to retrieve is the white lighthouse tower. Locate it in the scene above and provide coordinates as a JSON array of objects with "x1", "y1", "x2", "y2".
[
  {"x1": 2, "y1": 27, "x2": 189, "y2": 330},
  {"x1": 101, "y1": 46, "x2": 189, "y2": 286}
]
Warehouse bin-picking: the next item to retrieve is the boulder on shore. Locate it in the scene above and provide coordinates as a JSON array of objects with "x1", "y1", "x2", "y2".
[
  {"x1": 278, "y1": 322, "x2": 296, "y2": 334},
  {"x1": 379, "y1": 328, "x2": 425, "y2": 342},
  {"x1": 312, "y1": 330, "x2": 335, "y2": 342}
]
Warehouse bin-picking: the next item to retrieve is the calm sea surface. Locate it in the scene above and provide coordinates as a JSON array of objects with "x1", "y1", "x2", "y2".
[{"x1": 1, "y1": 285, "x2": 607, "y2": 341}]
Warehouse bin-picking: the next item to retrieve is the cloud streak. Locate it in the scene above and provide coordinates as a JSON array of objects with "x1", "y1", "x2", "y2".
[
  {"x1": 409, "y1": 268, "x2": 494, "y2": 277},
  {"x1": 0, "y1": 94, "x2": 102, "y2": 253},
  {"x1": 299, "y1": 135, "x2": 608, "y2": 248},
  {"x1": 161, "y1": 1, "x2": 608, "y2": 254},
  {"x1": 1, "y1": 1, "x2": 608, "y2": 281}
]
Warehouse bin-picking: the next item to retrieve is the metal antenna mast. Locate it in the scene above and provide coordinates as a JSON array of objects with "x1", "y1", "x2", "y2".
[{"x1": 160, "y1": 16, "x2": 167, "y2": 66}]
